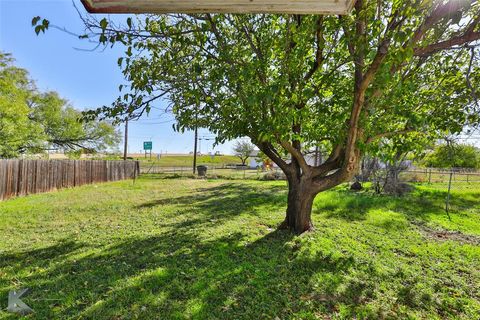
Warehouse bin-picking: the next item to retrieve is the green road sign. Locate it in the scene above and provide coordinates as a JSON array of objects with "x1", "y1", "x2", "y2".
[{"x1": 143, "y1": 141, "x2": 152, "y2": 150}]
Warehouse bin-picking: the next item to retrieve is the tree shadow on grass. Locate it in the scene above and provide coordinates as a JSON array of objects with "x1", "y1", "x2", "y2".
[
  {"x1": 135, "y1": 182, "x2": 287, "y2": 227},
  {"x1": 0, "y1": 240, "x2": 82, "y2": 270},
  {"x1": 0, "y1": 181, "x2": 472, "y2": 319},
  {"x1": 0, "y1": 175, "x2": 393, "y2": 319},
  {"x1": 136, "y1": 182, "x2": 286, "y2": 207},
  {"x1": 0, "y1": 240, "x2": 84, "y2": 314},
  {"x1": 0, "y1": 228, "x2": 392, "y2": 319}
]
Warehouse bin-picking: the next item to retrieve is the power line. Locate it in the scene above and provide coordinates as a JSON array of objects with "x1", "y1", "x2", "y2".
[{"x1": 133, "y1": 119, "x2": 176, "y2": 125}]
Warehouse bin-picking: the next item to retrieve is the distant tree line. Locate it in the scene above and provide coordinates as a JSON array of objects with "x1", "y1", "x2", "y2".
[{"x1": 423, "y1": 142, "x2": 480, "y2": 169}]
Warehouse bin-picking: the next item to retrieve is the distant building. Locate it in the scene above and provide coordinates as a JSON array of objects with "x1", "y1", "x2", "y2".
[{"x1": 249, "y1": 150, "x2": 261, "y2": 168}]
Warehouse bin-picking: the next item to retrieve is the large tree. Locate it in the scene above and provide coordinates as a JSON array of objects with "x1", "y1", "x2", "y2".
[
  {"x1": 0, "y1": 53, "x2": 44, "y2": 157},
  {"x1": 31, "y1": 91, "x2": 121, "y2": 153},
  {"x1": 0, "y1": 52, "x2": 121, "y2": 158},
  {"x1": 35, "y1": 0, "x2": 480, "y2": 233}
]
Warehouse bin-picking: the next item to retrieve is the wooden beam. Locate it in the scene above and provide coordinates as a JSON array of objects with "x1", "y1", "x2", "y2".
[{"x1": 81, "y1": 0, "x2": 357, "y2": 15}]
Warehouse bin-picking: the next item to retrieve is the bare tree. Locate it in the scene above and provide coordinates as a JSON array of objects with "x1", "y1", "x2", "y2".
[{"x1": 233, "y1": 141, "x2": 256, "y2": 166}]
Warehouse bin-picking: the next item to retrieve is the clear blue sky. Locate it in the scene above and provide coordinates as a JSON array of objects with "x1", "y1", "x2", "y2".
[{"x1": 0, "y1": 0, "x2": 238, "y2": 154}]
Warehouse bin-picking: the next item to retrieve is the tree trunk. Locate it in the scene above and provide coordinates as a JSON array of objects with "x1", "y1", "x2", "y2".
[{"x1": 281, "y1": 178, "x2": 316, "y2": 234}]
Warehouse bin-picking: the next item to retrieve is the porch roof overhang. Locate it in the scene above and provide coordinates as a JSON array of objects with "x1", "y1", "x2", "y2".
[{"x1": 81, "y1": 0, "x2": 357, "y2": 15}]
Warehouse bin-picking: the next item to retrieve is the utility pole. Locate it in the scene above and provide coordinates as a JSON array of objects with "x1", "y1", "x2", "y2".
[
  {"x1": 123, "y1": 118, "x2": 128, "y2": 160},
  {"x1": 193, "y1": 106, "x2": 198, "y2": 174}
]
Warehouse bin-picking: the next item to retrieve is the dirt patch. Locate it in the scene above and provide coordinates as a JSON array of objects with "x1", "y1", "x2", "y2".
[
  {"x1": 427, "y1": 230, "x2": 480, "y2": 245},
  {"x1": 413, "y1": 222, "x2": 480, "y2": 245}
]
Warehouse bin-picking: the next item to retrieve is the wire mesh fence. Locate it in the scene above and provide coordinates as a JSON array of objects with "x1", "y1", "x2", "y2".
[
  {"x1": 139, "y1": 162, "x2": 479, "y2": 213},
  {"x1": 140, "y1": 162, "x2": 480, "y2": 188},
  {"x1": 400, "y1": 169, "x2": 480, "y2": 189},
  {"x1": 399, "y1": 169, "x2": 480, "y2": 213},
  {"x1": 139, "y1": 162, "x2": 284, "y2": 180}
]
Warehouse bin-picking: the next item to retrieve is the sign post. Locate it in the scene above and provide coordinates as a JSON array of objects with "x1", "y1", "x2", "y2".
[{"x1": 143, "y1": 141, "x2": 153, "y2": 159}]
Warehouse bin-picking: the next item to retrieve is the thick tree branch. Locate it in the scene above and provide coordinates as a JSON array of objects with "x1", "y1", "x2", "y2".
[
  {"x1": 311, "y1": 144, "x2": 344, "y2": 178},
  {"x1": 361, "y1": 9, "x2": 403, "y2": 90},
  {"x1": 342, "y1": 7, "x2": 406, "y2": 176},
  {"x1": 414, "y1": 31, "x2": 480, "y2": 57},
  {"x1": 312, "y1": 157, "x2": 343, "y2": 178},
  {"x1": 312, "y1": 164, "x2": 352, "y2": 193},
  {"x1": 238, "y1": 19, "x2": 264, "y2": 62},
  {"x1": 256, "y1": 141, "x2": 291, "y2": 175},
  {"x1": 206, "y1": 14, "x2": 236, "y2": 67},
  {"x1": 339, "y1": 16, "x2": 355, "y2": 57},
  {"x1": 383, "y1": 1, "x2": 477, "y2": 79},
  {"x1": 304, "y1": 17, "x2": 324, "y2": 82},
  {"x1": 341, "y1": 0, "x2": 368, "y2": 178},
  {"x1": 278, "y1": 140, "x2": 310, "y2": 175},
  {"x1": 366, "y1": 129, "x2": 415, "y2": 144},
  {"x1": 410, "y1": 0, "x2": 475, "y2": 45},
  {"x1": 466, "y1": 47, "x2": 479, "y2": 108},
  {"x1": 235, "y1": 16, "x2": 267, "y2": 84}
]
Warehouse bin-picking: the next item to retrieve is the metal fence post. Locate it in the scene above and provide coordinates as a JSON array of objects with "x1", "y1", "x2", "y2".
[
  {"x1": 428, "y1": 169, "x2": 432, "y2": 184},
  {"x1": 445, "y1": 171, "x2": 453, "y2": 220}
]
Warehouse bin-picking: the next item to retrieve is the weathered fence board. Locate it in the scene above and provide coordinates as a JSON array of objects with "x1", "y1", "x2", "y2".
[{"x1": 0, "y1": 160, "x2": 139, "y2": 201}]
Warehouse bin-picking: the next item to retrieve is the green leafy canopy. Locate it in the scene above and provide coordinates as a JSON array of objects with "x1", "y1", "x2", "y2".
[{"x1": 0, "y1": 52, "x2": 121, "y2": 158}]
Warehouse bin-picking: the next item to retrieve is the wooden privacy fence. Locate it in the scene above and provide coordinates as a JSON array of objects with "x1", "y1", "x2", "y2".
[{"x1": 0, "y1": 159, "x2": 140, "y2": 201}]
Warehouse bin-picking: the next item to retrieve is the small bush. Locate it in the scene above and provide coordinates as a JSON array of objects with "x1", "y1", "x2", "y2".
[
  {"x1": 405, "y1": 173, "x2": 426, "y2": 183},
  {"x1": 260, "y1": 171, "x2": 286, "y2": 181},
  {"x1": 161, "y1": 173, "x2": 197, "y2": 179},
  {"x1": 384, "y1": 182, "x2": 414, "y2": 196}
]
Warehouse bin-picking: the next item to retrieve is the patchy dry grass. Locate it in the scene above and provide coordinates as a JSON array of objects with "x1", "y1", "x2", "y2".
[{"x1": 0, "y1": 177, "x2": 479, "y2": 319}]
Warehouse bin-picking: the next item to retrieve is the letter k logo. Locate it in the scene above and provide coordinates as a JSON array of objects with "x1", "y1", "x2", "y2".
[{"x1": 8, "y1": 288, "x2": 33, "y2": 314}]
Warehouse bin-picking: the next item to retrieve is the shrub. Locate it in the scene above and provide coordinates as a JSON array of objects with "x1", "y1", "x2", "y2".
[
  {"x1": 260, "y1": 171, "x2": 286, "y2": 181},
  {"x1": 423, "y1": 144, "x2": 480, "y2": 169}
]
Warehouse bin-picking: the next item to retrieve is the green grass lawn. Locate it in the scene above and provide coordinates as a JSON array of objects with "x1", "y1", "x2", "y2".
[
  {"x1": 135, "y1": 155, "x2": 242, "y2": 167},
  {"x1": 0, "y1": 177, "x2": 479, "y2": 319}
]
